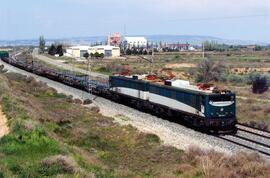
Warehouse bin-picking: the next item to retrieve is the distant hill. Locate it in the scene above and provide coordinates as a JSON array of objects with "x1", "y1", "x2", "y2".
[
  {"x1": 144, "y1": 35, "x2": 269, "y2": 46},
  {"x1": 0, "y1": 35, "x2": 269, "y2": 46}
]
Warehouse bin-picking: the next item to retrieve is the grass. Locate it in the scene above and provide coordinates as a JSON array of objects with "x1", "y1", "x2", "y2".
[
  {"x1": 0, "y1": 70, "x2": 270, "y2": 177},
  {"x1": 0, "y1": 127, "x2": 63, "y2": 177}
]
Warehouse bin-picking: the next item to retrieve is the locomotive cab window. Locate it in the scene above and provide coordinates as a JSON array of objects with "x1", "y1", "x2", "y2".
[{"x1": 209, "y1": 95, "x2": 234, "y2": 102}]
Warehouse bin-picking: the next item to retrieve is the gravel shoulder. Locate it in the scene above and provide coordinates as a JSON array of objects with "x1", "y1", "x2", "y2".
[{"x1": 0, "y1": 60, "x2": 263, "y2": 157}]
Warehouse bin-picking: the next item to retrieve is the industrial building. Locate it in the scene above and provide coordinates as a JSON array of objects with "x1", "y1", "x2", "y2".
[
  {"x1": 66, "y1": 45, "x2": 120, "y2": 58},
  {"x1": 66, "y1": 46, "x2": 91, "y2": 58},
  {"x1": 123, "y1": 37, "x2": 147, "y2": 48}
]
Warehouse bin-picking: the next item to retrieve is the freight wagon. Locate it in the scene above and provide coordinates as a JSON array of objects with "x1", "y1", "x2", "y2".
[{"x1": 0, "y1": 51, "x2": 9, "y2": 58}]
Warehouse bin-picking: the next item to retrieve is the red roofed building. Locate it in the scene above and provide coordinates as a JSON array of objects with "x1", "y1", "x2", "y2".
[{"x1": 107, "y1": 33, "x2": 121, "y2": 47}]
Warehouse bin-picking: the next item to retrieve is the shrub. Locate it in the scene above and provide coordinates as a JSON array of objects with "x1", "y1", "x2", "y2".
[
  {"x1": 96, "y1": 67, "x2": 108, "y2": 73},
  {"x1": 145, "y1": 134, "x2": 160, "y2": 144},
  {"x1": 39, "y1": 155, "x2": 77, "y2": 176},
  {"x1": 195, "y1": 59, "x2": 227, "y2": 83},
  {"x1": 227, "y1": 74, "x2": 246, "y2": 84},
  {"x1": 0, "y1": 129, "x2": 60, "y2": 156},
  {"x1": 246, "y1": 72, "x2": 270, "y2": 94},
  {"x1": 74, "y1": 131, "x2": 116, "y2": 152},
  {"x1": 89, "y1": 106, "x2": 100, "y2": 113},
  {"x1": 0, "y1": 127, "x2": 62, "y2": 177},
  {"x1": 73, "y1": 98, "x2": 83, "y2": 105},
  {"x1": 247, "y1": 72, "x2": 270, "y2": 86},
  {"x1": 83, "y1": 99, "x2": 92, "y2": 105},
  {"x1": 218, "y1": 73, "x2": 228, "y2": 82},
  {"x1": 175, "y1": 55, "x2": 180, "y2": 59}
]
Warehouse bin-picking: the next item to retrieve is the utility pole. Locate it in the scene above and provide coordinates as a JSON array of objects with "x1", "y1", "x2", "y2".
[
  {"x1": 87, "y1": 57, "x2": 91, "y2": 94},
  {"x1": 202, "y1": 42, "x2": 205, "y2": 59},
  {"x1": 151, "y1": 48, "x2": 154, "y2": 74}
]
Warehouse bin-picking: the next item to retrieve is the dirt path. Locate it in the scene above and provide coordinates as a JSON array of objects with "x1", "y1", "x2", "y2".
[{"x1": 0, "y1": 106, "x2": 9, "y2": 138}]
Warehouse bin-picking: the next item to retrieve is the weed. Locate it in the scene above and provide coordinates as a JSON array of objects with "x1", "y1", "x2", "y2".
[{"x1": 145, "y1": 133, "x2": 160, "y2": 144}]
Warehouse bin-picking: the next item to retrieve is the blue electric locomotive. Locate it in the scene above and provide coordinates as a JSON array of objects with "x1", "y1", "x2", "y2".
[{"x1": 109, "y1": 75, "x2": 236, "y2": 133}]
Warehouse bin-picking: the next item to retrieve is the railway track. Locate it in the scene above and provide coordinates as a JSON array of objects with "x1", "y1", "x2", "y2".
[{"x1": 216, "y1": 124, "x2": 270, "y2": 157}]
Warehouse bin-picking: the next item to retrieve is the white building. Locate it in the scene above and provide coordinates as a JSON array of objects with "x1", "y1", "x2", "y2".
[
  {"x1": 123, "y1": 37, "x2": 147, "y2": 48},
  {"x1": 65, "y1": 46, "x2": 91, "y2": 58},
  {"x1": 89, "y1": 45, "x2": 120, "y2": 57},
  {"x1": 65, "y1": 45, "x2": 120, "y2": 58}
]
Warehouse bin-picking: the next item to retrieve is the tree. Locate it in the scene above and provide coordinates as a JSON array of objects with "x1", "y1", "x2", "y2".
[
  {"x1": 143, "y1": 50, "x2": 148, "y2": 55},
  {"x1": 48, "y1": 44, "x2": 57, "y2": 56},
  {"x1": 90, "y1": 53, "x2": 94, "y2": 58},
  {"x1": 196, "y1": 59, "x2": 227, "y2": 83},
  {"x1": 83, "y1": 52, "x2": 90, "y2": 59},
  {"x1": 56, "y1": 45, "x2": 64, "y2": 56},
  {"x1": 99, "y1": 53, "x2": 104, "y2": 59},
  {"x1": 39, "y1": 36, "x2": 46, "y2": 53},
  {"x1": 255, "y1": 45, "x2": 262, "y2": 51},
  {"x1": 125, "y1": 48, "x2": 132, "y2": 55}
]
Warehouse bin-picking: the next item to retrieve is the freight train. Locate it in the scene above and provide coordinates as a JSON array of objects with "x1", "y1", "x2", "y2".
[{"x1": 0, "y1": 54, "x2": 237, "y2": 134}]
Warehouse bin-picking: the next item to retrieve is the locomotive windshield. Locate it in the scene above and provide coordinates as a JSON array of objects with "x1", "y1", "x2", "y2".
[{"x1": 209, "y1": 95, "x2": 234, "y2": 102}]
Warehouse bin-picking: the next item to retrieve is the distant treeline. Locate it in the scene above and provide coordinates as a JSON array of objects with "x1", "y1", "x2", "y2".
[{"x1": 203, "y1": 40, "x2": 270, "y2": 52}]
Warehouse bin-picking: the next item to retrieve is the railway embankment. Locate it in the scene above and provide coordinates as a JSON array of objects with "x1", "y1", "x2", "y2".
[
  {"x1": 0, "y1": 61, "x2": 270, "y2": 177},
  {"x1": 0, "y1": 60, "x2": 247, "y2": 154}
]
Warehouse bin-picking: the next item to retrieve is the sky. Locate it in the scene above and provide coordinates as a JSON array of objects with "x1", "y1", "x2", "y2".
[{"x1": 0, "y1": 0, "x2": 270, "y2": 42}]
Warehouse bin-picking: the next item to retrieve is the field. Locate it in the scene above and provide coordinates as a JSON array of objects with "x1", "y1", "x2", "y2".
[
  {"x1": 0, "y1": 68, "x2": 270, "y2": 177},
  {"x1": 44, "y1": 50, "x2": 270, "y2": 129}
]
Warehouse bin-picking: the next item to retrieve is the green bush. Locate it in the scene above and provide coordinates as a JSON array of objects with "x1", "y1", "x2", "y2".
[
  {"x1": 0, "y1": 129, "x2": 60, "y2": 156},
  {"x1": 246, "y1": 72, "x2": 270, "y2": 86},
  {"x1": 38, "y1": 163, "x2": 64, "y2": 177},
  {"x1": 74, "y1": 131, "x2": 117, "y2": 152},
  {"x1": 227, "y1": 74, "x2": 246, "y2": 84},
  {"x1": 0, "y1": 128, "x2": 61, "y2": 177},
  {"x1": 145, "y1": 134, "x2": 160, "y2": 144},
  {"x1": 96, "y1": 66, "x2": 110, "y2": 74}
]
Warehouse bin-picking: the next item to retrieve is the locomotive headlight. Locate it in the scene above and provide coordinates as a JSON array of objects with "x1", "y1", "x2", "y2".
[{"x1": 220, "y1": 108, "x2": 224, "y2": 112}]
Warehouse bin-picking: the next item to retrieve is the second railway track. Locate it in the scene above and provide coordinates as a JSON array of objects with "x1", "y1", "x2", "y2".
[{"x1": 216, "y1": 124, "x2": 270, "y2": 157}]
